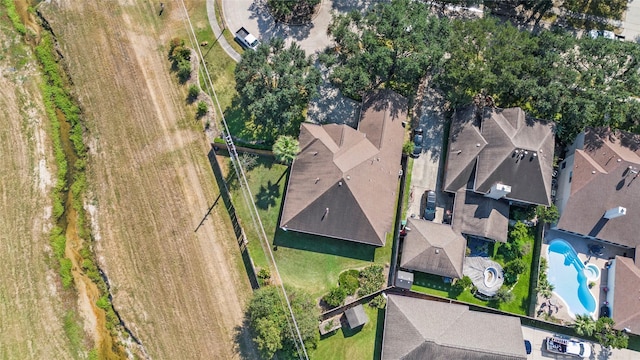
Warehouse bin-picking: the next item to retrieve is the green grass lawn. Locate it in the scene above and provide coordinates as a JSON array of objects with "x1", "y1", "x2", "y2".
[
  {"x1": 410, "y1": 227, "x2": 535, "y2": 316},
  {"x1": 310, "y1": 304, "x2": 385, "y2": 360},
  {"x1": 226, "y1": 155, "x2": 395, "y2": 300}
]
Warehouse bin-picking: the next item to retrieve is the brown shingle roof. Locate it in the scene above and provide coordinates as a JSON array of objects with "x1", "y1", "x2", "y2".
[
  {"x1": 612, "y1": 256, "x2": 640, "y2": 334},
  {"x1": 280, "y1": 90, "x2": 406, "y2": 246},
  {"x1": 452, "y1": 189, "x2": 510, "y2": 243},
  {"x1": 382, "y1": 295, "x2": 527, "y2": 360},
  {"x1": 556, "y1": 128, "x2": 640, "y2": 247},
  {"x1": 444, "y1": 107, "x2": 555, "y2": 206},
  {"x1": 400, "y1": 218, "x2": 466, "y2": 279}
]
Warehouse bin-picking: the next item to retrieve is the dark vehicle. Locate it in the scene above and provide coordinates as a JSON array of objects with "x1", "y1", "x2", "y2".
[
  {"x1": 412, "y1": 133, "x2": 423, "y2": 157},
  {"x1": 524, "y1": 340, "x2": 532, "y2": 355},
  {"x1": 423, "y1": 190, "x2": 436, "y2": 221},
  {"x1": 235, "y1": 27, "x2": 260, "y2": 50}
]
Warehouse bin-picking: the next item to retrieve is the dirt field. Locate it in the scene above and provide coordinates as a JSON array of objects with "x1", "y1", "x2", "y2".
[
  {"x1": 39, "y1": 0, "x2": 257, "y2": 358},
  {"x1": 0, "y1": 13, "x2": 77, "y2": 359}
]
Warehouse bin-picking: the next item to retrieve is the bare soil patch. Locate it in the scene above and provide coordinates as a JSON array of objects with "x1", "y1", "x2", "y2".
[{"x1": 40, "y1": 0, "x2": 257, "y2": 358}]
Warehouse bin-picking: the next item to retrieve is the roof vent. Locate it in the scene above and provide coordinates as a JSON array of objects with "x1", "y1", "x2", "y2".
[
  {"x1": 338, "y1": 181, "x2": 343, "y2": 186},
  {"x1": 592, "y1": 170, "x2": 596, "y2": 174},
  {"x1": 435, "y1": 249, "x2": 440, "y2": 254},
  {"x1": 315, "y1": 177, "x2": 320, "y2": 184},
  {"x1": 476, "y1": 143, "x2": 481, "y2": 147},
  {"x1": 604, "y1": 206, "x2": 626, "y2": 219},
  {"x1": 313, "y1": 151, "x2": 318, "y2": 156},
  {"x1": 346, "y1": 175, "x2": 351, "y2": 180},
  {"x1": 618, "y1": 159, "x2": 622, "y2": 162}
]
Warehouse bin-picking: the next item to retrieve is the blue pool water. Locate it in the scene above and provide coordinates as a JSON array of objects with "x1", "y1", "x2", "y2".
[{"x1": 547, "y1": 239, "x2": 596, "y2": 317}]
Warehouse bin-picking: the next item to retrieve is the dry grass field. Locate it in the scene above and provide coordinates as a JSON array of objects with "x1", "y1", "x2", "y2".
[
  {"x1": 0, "y1": 9, "x2": 78, "y2": 359},
  {"x1": 37, "y1": 0, "x2": 257, "y2": 358}
]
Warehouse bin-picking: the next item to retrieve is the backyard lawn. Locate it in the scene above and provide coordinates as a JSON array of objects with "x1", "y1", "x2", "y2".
[
  {"x1": 411, "y1": 225, "x2": 536, "y2": 316},
  {"x1": 224, "y1": 155, "x2": 395, "y2": 300},
  {"x1": 311, "y1": 304, "x2": 385, "y2": 360}
]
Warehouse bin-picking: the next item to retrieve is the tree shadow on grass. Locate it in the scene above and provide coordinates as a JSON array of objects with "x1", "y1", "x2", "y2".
[
  {"x1": 233, "y1": 316, "x2": 259, "y2": 360},
  {"x1": 273, "y1": 229, "x2": 375, "y2": 262},
  {"x1": 256, "y1": 180, "x2": 280, "y2": 210}
]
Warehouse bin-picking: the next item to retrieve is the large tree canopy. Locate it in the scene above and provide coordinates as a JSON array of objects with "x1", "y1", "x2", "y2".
[
  {"x1": 247, "y1": 285, "x2": 319, "y2": 359},
  {"x1": 235, "y1": 37, "x2": 321, "y2": 140},
  {"x1": 324, "y1": 0, "x2": 450, "y2": 100},
  {"x1": 324, "y1": 0, "x2": 640, "y2": 143}
]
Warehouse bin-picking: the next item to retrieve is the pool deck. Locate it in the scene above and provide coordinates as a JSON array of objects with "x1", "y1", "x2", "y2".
[{"x1": 538, "y1": 229, "x2": 629, "y2": 324}]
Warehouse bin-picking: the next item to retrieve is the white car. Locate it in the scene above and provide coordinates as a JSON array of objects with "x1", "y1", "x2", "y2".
[
  {"x1": 546, "y1": 336, "x2": 592, "y2": 358},
  {"x1": 589, "y1": 29, "x2": 615, "y2": 40}
]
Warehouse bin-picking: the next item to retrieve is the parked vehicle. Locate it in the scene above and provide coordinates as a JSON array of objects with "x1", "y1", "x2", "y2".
[
  {"x1": 589, "y1": 29, "x2": 615, "y2": 40},
  {"x1": 545, "y1": 336, "x2": 592, "y2": 358},
  {"x1": 235, "y1": 27, "x2": 260, "y2": 50},
  {"x1": 412, "y1": 133, "x2": 423, "y2": 157},
  {"x1": 423, "y1": 190, "x2": 436, "y2": 221}
]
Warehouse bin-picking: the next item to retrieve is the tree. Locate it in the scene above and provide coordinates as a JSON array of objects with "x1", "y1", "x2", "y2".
[
  {"x1": 235, "y1": 37, "x2": 321, "y2": 139},
  {"x1": 574, "y1": 314, "x2": 597, "y2": 337},
  {"x1": 595, "y1": 317, "x2": 629, "y2": 350},
  {"x1": 503, "y1": 259, "x2": 527, "y2": 285},
  {"x1": 272, "y1": 135, "x2": 299, "y2": 165},
  {"x1": 267, "y1": 0, "x2": 320, "y2": 23},
  {"x1": 247, "y1": 285, "x2": 320, "y2": 359},
  {"x1": 536, "y1": 204, "x2": 560, "y2": 224},
  {"x1": 325, "y1": 0, "x2": 451, "y2": 99}
]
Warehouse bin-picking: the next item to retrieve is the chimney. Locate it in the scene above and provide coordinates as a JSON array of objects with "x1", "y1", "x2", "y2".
[
  {"x1": 485, "y1": 183, "x2": 511, "y2": 200},
  {"x1": 604, "y1": 206, "x2": 626, "y2": 220}
]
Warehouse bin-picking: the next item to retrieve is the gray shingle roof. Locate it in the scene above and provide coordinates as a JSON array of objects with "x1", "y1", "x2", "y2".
[
  {"x1": 452, "y1": 190, "x2": 510, "y2": 243},
  {"x1": 345, "y1": 304, "x2": 369, "y2": 329},
  {"x1": 611, "y1": 256, "x2": 640, "y2": 335},
  {"x1": 400, "y1": 218, "x2": 466, "y2": 278},
  {"x1": 382, "y1": 295, "x2": 527, "y2": 360},
  {"x1": 444, "y1": 106, "x2": 554, "y2": 206},
  {"x1": 556, "y1": 128, "x2": 640, "y2": 247},
  {"x1": 280, "y1": 90, "x2": 406, "y2": 246}
]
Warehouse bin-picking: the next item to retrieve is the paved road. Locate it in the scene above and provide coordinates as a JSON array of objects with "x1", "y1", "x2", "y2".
[
  {"x1": 521, "y1": 325, "x2": 638, "y2": 359},
  {"x1": 623, "y1": 0, "x2": 640, "y2": 42},
  {"x1": 406, "y1": 78, "x2": 448, "y2": 222},
  {"x1": 220, "y1": 0, "x2": 382, "y2": 56}
]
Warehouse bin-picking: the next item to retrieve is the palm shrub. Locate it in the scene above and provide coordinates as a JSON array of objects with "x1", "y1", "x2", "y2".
[
  {"x1": 574, "y1": 314, "x2": 597, "y2": 336},
  {"x1": 272, "y1": 135, "x2": 299, "y2": 165},
  {"x1": 495, "y1": 286, "x2": 514, "y2": 303}
]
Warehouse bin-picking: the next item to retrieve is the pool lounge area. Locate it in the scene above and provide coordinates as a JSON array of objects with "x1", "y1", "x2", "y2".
[{"x1": 539, "y1": 230, "x2": 629, "y2": 324}]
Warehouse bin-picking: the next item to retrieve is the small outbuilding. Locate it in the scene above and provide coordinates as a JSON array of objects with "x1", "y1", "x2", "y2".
[
  {"x1": 344, "y1": 304, "x2": 369, "y2": 329},
  {"x1": 395, "y1": 270, "x2": 414, "y2": 290}
]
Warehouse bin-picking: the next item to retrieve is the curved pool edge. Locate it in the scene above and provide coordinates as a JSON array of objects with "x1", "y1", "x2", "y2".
[{"x1": 546, "y1": 238, "x2": 598, "y2": 320}]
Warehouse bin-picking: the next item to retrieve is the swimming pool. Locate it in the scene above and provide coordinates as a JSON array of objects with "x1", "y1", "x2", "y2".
[{"x1": 547, "y1": 239, "x2": 596, "y2": 318}]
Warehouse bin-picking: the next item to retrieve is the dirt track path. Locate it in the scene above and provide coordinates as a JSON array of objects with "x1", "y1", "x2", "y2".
[
  {"x1": 0, "y1": 17, "x2": 77, "y2": 359},
  {"x1": 41, "y1": 1, "x2": 256, "y2": 358}
]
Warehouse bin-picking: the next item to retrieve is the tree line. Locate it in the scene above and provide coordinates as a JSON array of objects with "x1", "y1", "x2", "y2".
[{"x1": 320, "y1": 0, "x2": 640, "y2": 144}]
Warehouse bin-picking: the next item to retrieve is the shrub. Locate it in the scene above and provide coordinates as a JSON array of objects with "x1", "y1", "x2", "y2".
[
  {"x1": 495, "y1": 287, "x2": 514, "y2": 303},
  {"x1": 339, "y1": 270, "x2": 360, "y2": 295},
  {"x1": 196, "y1": 101, "x2": 208, "y2": 117},
  {"x1": 504, "y1": 259, "x2": 526, "y2": 286},
  {"x1": 402, "y1": 140, "x2": 414, "y2": 155},
  {"x1": 358, "y1": 265, "x2": 385, "y2": 297},
  {"x1": 369, "y1": 294, "x2": 386, "y2": 309},
  {"x1": 177, "y1": 59, "x2": 192, "y2": 81},
  {"x1": 323, "y1": 286, "x2": 347, "y2": 308},
  {"x1": 536, "y1": 204, "x2": 560, "y2": 224},
  {"x1": 257, "y1": 268, "x2": 271, "y2": 280},
  {"x1": 187, "y1": 84, "x2": 199, "y2": 100}
]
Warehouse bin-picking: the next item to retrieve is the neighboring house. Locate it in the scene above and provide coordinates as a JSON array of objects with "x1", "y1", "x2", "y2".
[
  {"x1": 279, "y1": 90, "x2": 406, "y2": 246},
  {"x1": 554, "y1": 127, "x2": 640, "y2": 248},
  {"x1": 382, "y1": 294, "x2": 527, "y2": 360},
  {"x1": 606, "y1": 256, "x2": 640, "y2": 335},
  {"x1": 443, "y1": 106, "x2": 555, "y2": 242},
  {"x1": 400, "y1": 218, "x2": 465, "y2": 279}
]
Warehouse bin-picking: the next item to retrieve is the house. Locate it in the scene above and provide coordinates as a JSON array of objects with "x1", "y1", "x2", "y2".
[
  {"x1": 443, "y1": 106, "x2": 555, "y2": 242},
  {"x1": 382, "y1": 295, "x2": 527, "y2": 359},
  {"x1": 344, "y1": 304, "x2": 369, "y2": 329},
  {"x1": 605, "y1": 256, "x2": 640, "y2": 335},
  {"x1": 279, "y1": 90, "x2": 406, "y2": 246},
  {"x1": 554, "y1": 127, "x2": 640, "y2": 248},
  {"x1": 399, "y1": 218, "x2": 466, "y2": 279}
]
